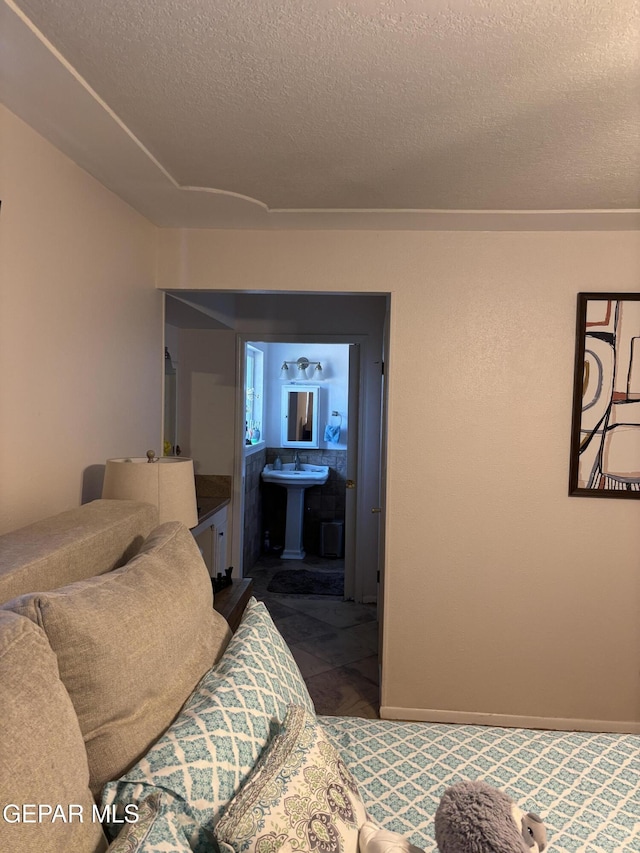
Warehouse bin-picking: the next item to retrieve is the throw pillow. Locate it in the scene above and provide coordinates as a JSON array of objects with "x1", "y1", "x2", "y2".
[
  {"x1": 215, "y1": 704, "x2": 369, "y2": 853},
  {"x1": 102, "y1": 597, "x2": 314, "y2": 852},
  {"x1": 0, "y1": 610, "x2": 107, "y2": 853},
  {"x1": 3, "y1": 521, "x2": 231, "y2": 796},
  {"x1": 106, "y1": 792, "x2": 193, "y2": 853}
]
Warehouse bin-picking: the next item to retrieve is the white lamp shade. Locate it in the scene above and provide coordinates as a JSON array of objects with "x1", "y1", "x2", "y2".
[{"x1": 102, "y1": 457, "x2": 198, "y2": 528}]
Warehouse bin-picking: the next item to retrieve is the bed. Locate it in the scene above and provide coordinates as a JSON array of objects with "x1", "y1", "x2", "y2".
[{"x1": 320, "y1": 715, "x2": 640, "y2": 851}]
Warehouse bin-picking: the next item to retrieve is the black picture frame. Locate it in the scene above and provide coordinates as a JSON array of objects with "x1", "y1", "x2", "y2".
[{"x1": 569, "y1": 292, "x2": 640, "y2": 498}]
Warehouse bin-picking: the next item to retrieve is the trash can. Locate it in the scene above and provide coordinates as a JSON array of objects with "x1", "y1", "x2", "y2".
[{"x1": 320, "y1": 521, "x2": 344, "y2": 558}]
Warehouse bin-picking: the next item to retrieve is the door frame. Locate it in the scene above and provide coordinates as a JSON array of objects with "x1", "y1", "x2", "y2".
[
  {"x1": 343, "y1": 342, "x2": 359, "y2": 600},
  {"x1": 232, "y1": 332, "x2": 379, "y2": 602}
]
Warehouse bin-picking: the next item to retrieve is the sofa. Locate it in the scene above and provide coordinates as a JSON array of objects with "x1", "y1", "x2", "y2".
[{"x1": 0, "y1": 500, "x2": 638, "y2": 853}]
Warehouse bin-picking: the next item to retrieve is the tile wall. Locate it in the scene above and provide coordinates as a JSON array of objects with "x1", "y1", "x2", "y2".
[
  {"x1": 243, "y1": 448, "x2": 267, "y2": 570},
  {"x1": 243, "y1": 448, "x2": 348, "y2": 572},
  {"x1": 263, "y1": 448, "x2": 347, "y2": 558}
]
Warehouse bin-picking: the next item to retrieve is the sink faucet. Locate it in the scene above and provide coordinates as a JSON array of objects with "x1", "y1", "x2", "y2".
[{"x1": 293, "y1": 451, "x2": 301, "y2": 471}]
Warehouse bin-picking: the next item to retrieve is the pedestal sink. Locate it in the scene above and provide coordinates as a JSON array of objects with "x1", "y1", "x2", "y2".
[{"x1": 261, "y1": 463, "x2": 329, "y2": 559}]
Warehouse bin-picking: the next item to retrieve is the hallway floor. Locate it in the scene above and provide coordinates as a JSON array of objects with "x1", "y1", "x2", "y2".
[{"x1": 246, "y1": 554, "x2": 380, "y2": 718}]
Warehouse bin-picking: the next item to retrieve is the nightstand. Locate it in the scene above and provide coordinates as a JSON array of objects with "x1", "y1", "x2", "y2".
[{"x1": 213, "y1": 578, "x2": 253, "y2": 632}]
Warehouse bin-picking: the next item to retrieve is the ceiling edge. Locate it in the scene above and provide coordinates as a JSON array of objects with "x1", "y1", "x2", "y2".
[{"x1": 3, "y1": 0, "x2": 638, "y2": 232}]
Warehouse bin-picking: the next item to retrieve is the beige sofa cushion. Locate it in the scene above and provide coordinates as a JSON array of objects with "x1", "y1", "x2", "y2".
[
  {"x1": 0, "y1": 499, "x2": 158, "y2": 605},
  {"x1": 0, "y1": 610, "x2": 107, "y2": 853},
  {"x1": 4, "y1": 521, "x2": 232, "y2": 796}
]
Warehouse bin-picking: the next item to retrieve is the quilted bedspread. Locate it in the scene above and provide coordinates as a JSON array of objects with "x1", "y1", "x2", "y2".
[{"x1": 318, "y1": 716, "x2": 640, "y2": 853}]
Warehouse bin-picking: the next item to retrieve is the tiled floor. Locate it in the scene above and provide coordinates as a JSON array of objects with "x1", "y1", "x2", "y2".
[{"x1": 247, "y1": 555, "x2": 380, "y2": 718}]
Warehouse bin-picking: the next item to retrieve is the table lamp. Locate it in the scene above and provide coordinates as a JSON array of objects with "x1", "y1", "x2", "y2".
[{"x1": 102, "y1": 451, "x2": 198, "y2": 528}]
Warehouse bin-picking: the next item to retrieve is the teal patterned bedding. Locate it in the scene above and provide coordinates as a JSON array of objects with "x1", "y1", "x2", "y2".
[{"x1": 318, "y1": 716, "x2": 640, "y2": 853}]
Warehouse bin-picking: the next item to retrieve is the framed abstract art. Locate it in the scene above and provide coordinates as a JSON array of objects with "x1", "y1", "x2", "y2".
[{"x1": 569, "y1": 292, "x2": 640, "y2": 497}]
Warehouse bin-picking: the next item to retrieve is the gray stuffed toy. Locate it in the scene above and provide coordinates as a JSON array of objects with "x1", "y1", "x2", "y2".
[{"x1": 434, "y1": 780, "x2": 547, "y2": 853}]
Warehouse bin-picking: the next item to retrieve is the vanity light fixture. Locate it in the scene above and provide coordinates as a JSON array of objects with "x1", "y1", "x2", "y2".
[{"x1": 279, "y1": 357, "x2": 323, "y2": 380}]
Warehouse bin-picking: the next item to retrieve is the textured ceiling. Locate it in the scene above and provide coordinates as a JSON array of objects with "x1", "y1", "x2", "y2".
[{"x1": 2, "y1": 0, "x2": 639, "y2": 228}]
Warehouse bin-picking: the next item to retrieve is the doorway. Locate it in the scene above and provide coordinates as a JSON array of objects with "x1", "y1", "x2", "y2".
[
  {"x1": 238, "y1": 339, "x2": 355, "y2": 598},
  {"x1": 164, "y1": 290, "x2": 388, "y2": 605}
]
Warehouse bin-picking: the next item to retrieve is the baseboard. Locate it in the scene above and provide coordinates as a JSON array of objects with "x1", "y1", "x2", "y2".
[{"x1": 380, "y1": 706, "x2": 640, "y2": 735}]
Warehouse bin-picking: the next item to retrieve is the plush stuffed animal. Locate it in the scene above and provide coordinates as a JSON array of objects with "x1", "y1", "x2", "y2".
[{"x1": 434, "y1": 780, "x2": 547, "y2": 853}]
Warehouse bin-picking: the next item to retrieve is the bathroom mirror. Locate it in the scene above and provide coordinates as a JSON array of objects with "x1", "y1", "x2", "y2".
[{"x1": 281, "y1": 385, "x2": 320, "y2": 448}]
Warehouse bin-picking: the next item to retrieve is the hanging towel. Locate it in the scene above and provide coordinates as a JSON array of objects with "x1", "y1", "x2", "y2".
[{"x1": 324, "y1": 424, "x2": 341, "y2": 443}]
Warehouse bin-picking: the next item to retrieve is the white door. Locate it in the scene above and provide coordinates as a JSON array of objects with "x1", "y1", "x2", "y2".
[
  {"x1": 376, "y1": 309, "x2": 390, "y2": 660},
  {"x1": 343, "y1": 344, "x2": 360, "y2": 599}
]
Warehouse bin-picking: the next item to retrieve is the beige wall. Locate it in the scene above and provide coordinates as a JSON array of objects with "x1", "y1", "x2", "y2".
[
  {"x1": 3, "y1": 101, "x2": 638, "y2": 727},
  {"x1": 176, "y1": 328, "x2": 237, "y2": 476},
  {"x1": 0, "y1": 106, "x2": 163, "y2": 534},
  {"x1": 158, "y1": 228, "x2": 640, "y2": 730}
]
